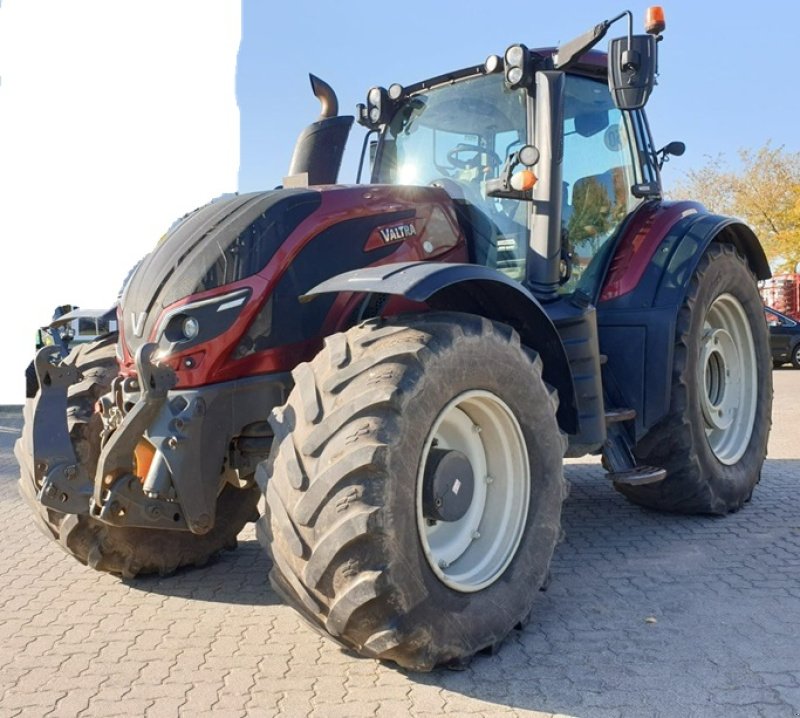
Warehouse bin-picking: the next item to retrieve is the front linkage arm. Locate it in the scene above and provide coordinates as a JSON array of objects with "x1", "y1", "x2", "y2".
[{"x1": 33, "y1": 346, "x2": 93, "y2": 514}]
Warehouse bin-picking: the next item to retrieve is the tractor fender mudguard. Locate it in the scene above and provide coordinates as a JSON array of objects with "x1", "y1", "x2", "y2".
[
  {"x1": 597, "y1": 210, "x2": 770, "y2": 438},
  {"x1": 304, "y1": 261, "x2": 578, "y2": 433},
  {"x1": 653, "y1": 213, "x2": 770, "y2": 308}
]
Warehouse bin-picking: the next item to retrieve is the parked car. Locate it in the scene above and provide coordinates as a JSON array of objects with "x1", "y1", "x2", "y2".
[
  {"x1": 25, "y1": 306, "x2": 116, "y2": 398},
  {"x1": 765, "y1": 306, "x2": 800, "y2": 368}
]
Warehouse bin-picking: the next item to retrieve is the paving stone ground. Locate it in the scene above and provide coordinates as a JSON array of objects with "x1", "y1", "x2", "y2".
[{"x1": 1, "y1": 369, "x2": 798, "y2": 718}]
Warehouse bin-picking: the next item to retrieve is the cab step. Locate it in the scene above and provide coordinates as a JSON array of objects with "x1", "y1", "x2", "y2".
[{"x1": 606, "y1": 465, "x2": 667, "y2": 486}]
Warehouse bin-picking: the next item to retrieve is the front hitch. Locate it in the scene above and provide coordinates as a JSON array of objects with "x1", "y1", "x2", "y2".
[
  {"x1": 33, "y1": 338, "x2": 290, "y2": 535},
  {"x1": 90, "y1": 343, "x2": 188, "y2": 531},
  {"x1": 33, "y1": 346, "x2": 93, "y2": 513}
]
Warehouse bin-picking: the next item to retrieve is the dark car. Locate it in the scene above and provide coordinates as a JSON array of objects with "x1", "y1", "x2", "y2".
[{"x1": 765, "y1": 306, "x2": 800, "y2": 368}]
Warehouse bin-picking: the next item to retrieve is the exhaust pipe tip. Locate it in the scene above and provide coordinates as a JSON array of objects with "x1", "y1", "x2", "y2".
[{"x1": 309, "y1": 74, "x2": 338, "y2": 120}]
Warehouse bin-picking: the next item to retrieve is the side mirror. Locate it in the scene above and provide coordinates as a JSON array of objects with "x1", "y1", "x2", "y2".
[
  {"x1": 608, "y1": 34, "x2": 657, "y2": 110},
  {"x1": 662, "y1": 140, "x2": 685, "y2": 156},
  {"x1": 656, "y1": 140, "x2": 686, "y2": 169}
]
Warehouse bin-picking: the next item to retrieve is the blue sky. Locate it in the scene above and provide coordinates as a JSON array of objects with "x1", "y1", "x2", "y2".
[{"x1": 238, "y1": 1, "x2": 800, "y2": 192}]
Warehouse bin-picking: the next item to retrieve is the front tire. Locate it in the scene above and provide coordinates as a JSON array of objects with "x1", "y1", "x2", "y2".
[
  {"x1": 25, "y1": 360, "x2": 38, "y2": 399},
  {"x1": 16, "y1": 335, "x2": 259, "y2": 578},
  {"x1": 792, "y1": 343, "x2": 800, "y2": 370},
  {"x1": 616, "y1": 243, "x2": 772, "y2": 514},
  {"x1": 261, "y1": 313, "x2": 566, "y2": 670}
]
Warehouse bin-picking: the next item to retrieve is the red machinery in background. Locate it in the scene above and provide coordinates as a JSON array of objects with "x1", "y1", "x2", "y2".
[{"x1": 760, "y1": 274, "x2": 800, "y2": 321}]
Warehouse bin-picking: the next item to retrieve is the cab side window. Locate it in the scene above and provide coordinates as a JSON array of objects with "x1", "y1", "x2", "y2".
[{"x1": 560, "y1": 74, "x2": 643, "y2": 295}]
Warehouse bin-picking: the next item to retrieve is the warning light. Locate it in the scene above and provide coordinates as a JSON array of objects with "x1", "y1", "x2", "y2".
[
  {"x1": 510, "y1": 170, "x2": 537, "y2": 192},
  {"x1": 645, "y1": 6, "x2": 666, "y2": 35}
]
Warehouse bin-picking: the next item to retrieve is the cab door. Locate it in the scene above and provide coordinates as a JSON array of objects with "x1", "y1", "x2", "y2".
[{"x1": 559, "y1": 73, "x2": 653, "y2": 299}]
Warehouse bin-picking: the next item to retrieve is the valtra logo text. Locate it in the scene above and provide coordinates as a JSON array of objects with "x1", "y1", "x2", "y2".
[{"x1": 379, "y1": 222, "x2": 417, "y2": 244}]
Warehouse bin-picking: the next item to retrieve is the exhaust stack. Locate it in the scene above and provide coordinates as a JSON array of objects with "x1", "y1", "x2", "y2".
[
  {"x1": 310, "y1": 74, "x2": 338, "y2": 120},
  {"x1": 286, "y1": 74, "x2": 354, "y2": 186}
]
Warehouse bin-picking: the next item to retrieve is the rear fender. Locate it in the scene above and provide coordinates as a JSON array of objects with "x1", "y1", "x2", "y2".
[
  {"x1": 597, "y1": 208, "x2": 770, "y2": 438},
  {"x1": 304, "y1": 262, "x2": 578, "y2": 433},
  {"x1": 653, "y1": 216, "x2": 770, "y2": 306}
]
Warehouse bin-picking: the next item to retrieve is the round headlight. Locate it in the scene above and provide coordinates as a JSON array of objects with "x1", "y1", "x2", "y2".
[
  {"x1": 506, "y1": 67, "x2": 523, "y2": 86},
  {"x1": 519, "y1": 144, "x2": 540, "y2": 167},
  {"x1": 484, "y1": 54, "x2": 502, "y2": 74},
  {"x1": 182, "y1": 316, "x2": 200, "y2": 340},
  {"x1": 505, "y1": 45, "x2": 525, "y2": 66},
  {"x1": 368, "y1": 87, "x2": 382, "y2": 106}
]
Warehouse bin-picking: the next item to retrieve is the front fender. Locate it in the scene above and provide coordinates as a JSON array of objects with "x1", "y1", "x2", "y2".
[{"x1": 304, "y1": 262, "x2": 578, "y2": 433}]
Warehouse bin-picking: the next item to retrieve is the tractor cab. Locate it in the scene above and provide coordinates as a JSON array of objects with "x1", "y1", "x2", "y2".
[
  {"x1": 359, "y1": 36, "x2": 660, "y2": 301},
  {"x1": 365, "y1": 59, "x2": 661, "y2": 300}
]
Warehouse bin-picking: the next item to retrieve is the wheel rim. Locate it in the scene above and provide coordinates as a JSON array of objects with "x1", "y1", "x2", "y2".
[
  {"x1": 699, "y1": 293, "x2": 757, "y2": 464},
  {"x1": 416, "y1": 390, "x2": 529, "y2": 593},
  {"x1": 794, "y1": 345, "x2": 800, "y2": 366}
]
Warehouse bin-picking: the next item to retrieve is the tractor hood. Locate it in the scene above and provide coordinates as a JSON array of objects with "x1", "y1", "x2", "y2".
[
  {"x1": 120, "y1": 189, "x2": 321, "y2": 358},
  {"x1": 118, "y1": 183, "x2": 467, "y2": 387}
]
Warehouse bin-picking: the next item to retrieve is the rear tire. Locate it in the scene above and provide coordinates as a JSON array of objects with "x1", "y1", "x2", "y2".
[
  {"x1": 792, "y1": 343, "x2": 800, "y2": 369},
  {"x1": 261, "y1": 312, "x2": 566, "y2": 670},
  {"x1": 15, "y1": 335, "x2": 259, "y2": 578},
  {"x1": 616, "y1": 244, "x2": 772, "y2": 514}
]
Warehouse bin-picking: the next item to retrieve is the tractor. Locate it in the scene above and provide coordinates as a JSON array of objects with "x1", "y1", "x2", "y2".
[{"x1": 16, "y1": 7, "x2": 772, "y2": 671}]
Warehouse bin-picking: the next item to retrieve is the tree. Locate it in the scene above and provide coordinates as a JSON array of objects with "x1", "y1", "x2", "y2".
[{"x1": 670, "y1": 145, "x2": 800, "y2": 273}]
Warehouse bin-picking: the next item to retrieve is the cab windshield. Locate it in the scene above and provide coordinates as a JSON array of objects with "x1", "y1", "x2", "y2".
[{"x1": 374, "y1": 73, "x2": 529, "y2": 278}]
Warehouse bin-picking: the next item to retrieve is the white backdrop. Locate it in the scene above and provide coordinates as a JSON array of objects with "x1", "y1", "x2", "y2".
[{"x1": 0, "y1": 1, "x2": 240, "y2": 403}]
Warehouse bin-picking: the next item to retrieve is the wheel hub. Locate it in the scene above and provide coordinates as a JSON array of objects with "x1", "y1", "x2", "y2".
[
  {"x1": 416, "y1": 390, "x2": 529, "y2": 593},
  {"x1": 421, "y1": 448, "x2": 475, "y2": 522},
  {"x1": 701, "y1": 327, "x2": 736, "y2": 432},
  {"x1": 698, "y1": 294, "x2": 758, "y2": 465}
]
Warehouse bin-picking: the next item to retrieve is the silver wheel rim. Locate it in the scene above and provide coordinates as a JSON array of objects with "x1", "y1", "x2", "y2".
[
  {"x1": 416, "y1": 390, "x2": 529, "y2": 593},
  {"x1": 699, "y1": 293, "x2": 757, "y2": 464}
]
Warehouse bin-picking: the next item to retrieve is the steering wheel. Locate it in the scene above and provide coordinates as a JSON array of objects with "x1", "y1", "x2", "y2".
[{"x1": 446, "y1": 143, "x2": 502, "y2": 171}]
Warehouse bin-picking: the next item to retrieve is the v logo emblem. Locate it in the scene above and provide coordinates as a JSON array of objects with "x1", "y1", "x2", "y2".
[{"x1": 131, "y1": 312, "x2": 147, "y2": 338}]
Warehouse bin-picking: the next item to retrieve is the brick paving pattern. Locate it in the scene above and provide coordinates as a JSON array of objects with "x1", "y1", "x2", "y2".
[{"x1": 1, "y1": 369, "x2": 798, "y2": 717}]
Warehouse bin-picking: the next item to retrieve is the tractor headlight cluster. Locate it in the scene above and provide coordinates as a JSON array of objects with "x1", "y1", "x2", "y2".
[
  {"x1": 157, "y1": 288, "x2": 250, "y2": 357},
  {"x1": 367, "y1": 87, "x2": 386, "y2": 124},
  {"x1": 504, "y1": 43, "x2": 532, "y2": 90},
  {"x1": 357, "y1": 84, "x2": 403, "y2": 129}
]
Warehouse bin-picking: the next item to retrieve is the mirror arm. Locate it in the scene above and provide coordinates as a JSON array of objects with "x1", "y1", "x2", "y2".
[
  {"x1": 553, "y1": 11, "x2": 631, "y2": 70},
  {"x1": 484, "y1": 152, "x2": 524, "y2": 199}
]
